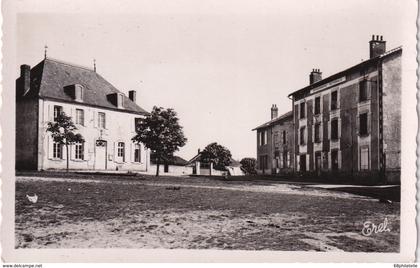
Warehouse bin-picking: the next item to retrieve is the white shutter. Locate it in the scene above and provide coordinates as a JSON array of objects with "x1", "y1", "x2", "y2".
[
  {"x1": 328, "y1": 152, "x2": 331, "y2": 169},
  {"x1": 338, "y1": 118, "x2": 342, "y2": 139},
  {"x1": 70, "y1": 144, "x2": 75, "y2": 160},
  {"x1": 306, "y1": 154, "x2": 310, "y2": 171},
  {"x1": 48, "y1": 136, "x2": 53, "y2": 159},
  {"x1": 113, "y1": 142, "x2": 117, "y2": 161},
  {"x1": 287, "y1": 153, "x2": 290, "y2": 168},
  {"x1": 83, "y1": 142, "x2": 87, "y2": 160},
  {"x1": 296, "y1": 155, "x2": 300, "y2": 171},
  {"x1": 280, "y1": 154, "x2": 283, "y2": 168},
  {"x1": 328, "y1": 120, "x2": 331, "y2": 140},
  {"x1": 338, "y1": 150, "x2": 342, "y2": 169},
  {"x1": 62, "y1": 144, "x2": 67, "y2": 160},
  {"x1": 320, "y1": 122, "x2": 323, "y2": 141},
  {"x1": 48, "y1": 104, "x2": 53, "y2": 122}
]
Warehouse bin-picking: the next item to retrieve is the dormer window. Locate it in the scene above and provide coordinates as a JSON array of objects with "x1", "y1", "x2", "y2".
[
  {"x1": 75, "y1": 84, "x2": 84, "y2": 101},
  {"x1": 107, "y1": 92, "x2": 124, "y2": 109},
  {"x1": 64, "y1": 84, "x2": 84, "y2": 101}
]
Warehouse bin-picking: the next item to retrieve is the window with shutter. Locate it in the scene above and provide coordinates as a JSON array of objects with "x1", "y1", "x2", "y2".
[
  {"x1": 331, "y1": 119, "x2": 339, "y2": 140},
  {"x1": 314, "y1": 96, "x2": 321, "y2": 115},
  {"x1": 300, "y1": 102, "x2": 306, "y2": 119},
  {"x1": 359, "y1": 80, "x2": 368, "y2": 102},
  {"x1": 331, "y1": 91, "x2": 338, "y2": 110}
]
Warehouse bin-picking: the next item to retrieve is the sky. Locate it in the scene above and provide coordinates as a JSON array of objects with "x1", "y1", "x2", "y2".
[{"x1": 15, "y1": 0, "x2": 406, "y2": 161}]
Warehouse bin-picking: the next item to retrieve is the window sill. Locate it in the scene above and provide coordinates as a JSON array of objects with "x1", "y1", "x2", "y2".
[
  {"x1": 72, "y1": 159, "x2": 86, "y2": 162},
  {"x1": 49, "y1": 158, "x2": 64, "y2": 161},
  {"x1": 359, "y1": 134, "x2": 370, "y2": 138}
]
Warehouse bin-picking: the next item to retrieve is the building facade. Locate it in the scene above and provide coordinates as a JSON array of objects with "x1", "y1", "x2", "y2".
[
  {"x1": 16, "y1": 57, "x2": 151, "y2": 171},
  {"x1": 253, "y1": 106, "x2": 295, "y2": 175},
  {"x1": 288, "y1": 36, "x2": 401, "y2": 183}
]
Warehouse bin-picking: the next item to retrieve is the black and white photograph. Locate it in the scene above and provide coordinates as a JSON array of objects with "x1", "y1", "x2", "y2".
[{"x1": 1, "y1": 0, "x2": 417, "y2": 264}]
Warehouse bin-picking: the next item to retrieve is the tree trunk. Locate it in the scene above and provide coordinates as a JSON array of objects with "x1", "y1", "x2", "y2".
[
  {"x1": 66, "y1": 143, "x2": 69, "y2": 172},
  {"x1": 156, "y1": 157, "x2": 160, "y2": 177}
]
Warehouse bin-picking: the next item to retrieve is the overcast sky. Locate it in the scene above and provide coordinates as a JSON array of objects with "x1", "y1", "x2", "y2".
[{"x1": 16, "y1": 0, "x2": 406, "y2": 160}]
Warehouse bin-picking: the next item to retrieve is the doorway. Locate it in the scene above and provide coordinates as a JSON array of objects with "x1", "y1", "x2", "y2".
[{"x1": 95, "y1": 140, "x2": 107, "y2": 170}]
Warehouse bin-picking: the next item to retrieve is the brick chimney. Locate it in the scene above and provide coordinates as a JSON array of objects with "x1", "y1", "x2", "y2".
[
  {"x1": 271, "y1": 104, "x2": 278, "y2": 119},
  {"x1": 369, "y1": 35, "x2": 386, "y2": 58},
  {"x1": 18, "y1": 64, "x2": 31, "y2": 96},
  {"x1": 309, "y1": 69, "x2": 322, "y2": 85},
  {"x1": 128, "y1": 90, "x2": 136, "y2": 103}
]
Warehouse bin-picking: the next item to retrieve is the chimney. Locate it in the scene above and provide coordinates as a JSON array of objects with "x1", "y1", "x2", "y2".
[
  {"x1": 369, "y1": 35, "x2": 386, "y2": 58},
  {"x1": 309, "y1": 69, "x2": 322, "y2": 85},
  {"x1": 271, "y1": 104, "x2": 278, "y2": 119},
  {"x1": 18, "y1": 64, "x2": 31, "y2": 96},
  {"x1": 128, "y1": 90, "x2": 136, "y2": 103},
  {"x1": 198, "y1": 148, "x2": 201, "y2": 154}
]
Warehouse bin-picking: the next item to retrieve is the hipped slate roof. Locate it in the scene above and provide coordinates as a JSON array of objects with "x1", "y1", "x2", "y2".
[
  {"x1": 24, "y1": 57, "x2": 148, "y2": 115},
  {"x1": 252, "y1": 111, "x2": 293, "y2": 131},
  {"x1": 151, "y1": 155, "x2": 188, "y2": 166}
]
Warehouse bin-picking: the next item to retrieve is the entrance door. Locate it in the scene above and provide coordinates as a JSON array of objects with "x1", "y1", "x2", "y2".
[
  {"x1": 95, "y1": 140, "x2": 107, "y2": 170},
  {"x1": 300, "y1": 154, "x2": 306, "y2": 172}
]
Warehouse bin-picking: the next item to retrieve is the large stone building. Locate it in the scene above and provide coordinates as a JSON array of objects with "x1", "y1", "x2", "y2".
[
  {"x1": 253, "y1": 106, "x2": 295, "y2": 175},
  {"x1": 288, "y1": 36, "x2": 401, "y2": 183},
  {"x1": 16, "y1": 57, "x2": 151, "y2": 171}
]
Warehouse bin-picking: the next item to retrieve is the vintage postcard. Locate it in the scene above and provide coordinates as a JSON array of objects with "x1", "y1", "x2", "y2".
[{"x1": 1, "y1": 0, "x2": 418, "y2": 263}]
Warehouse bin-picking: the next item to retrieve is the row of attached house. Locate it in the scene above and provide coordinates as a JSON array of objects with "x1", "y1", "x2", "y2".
[{"x1": 254, "y1": 35, "x2": 401, "y2": 183}]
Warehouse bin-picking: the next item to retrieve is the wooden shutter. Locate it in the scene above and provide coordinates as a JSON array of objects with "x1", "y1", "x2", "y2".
[
  {"x1": 338, "y1": 118, "x2": 342, "y2": 139},
  {"x1": 48, "y1": 104, "x2": 53, "y2": 121},
  {"x1": 296, "y1": 155, "x2": 300, "y2": 171},
  {"x1": 368, "y1": 112, "x2": 372, "y2": 135},
  {"x1": 70, "y1": 144, "x2": 75, "y2": 160},
  {"x1": 62, "y1": 144, "x2": 67, "y2": 160}
]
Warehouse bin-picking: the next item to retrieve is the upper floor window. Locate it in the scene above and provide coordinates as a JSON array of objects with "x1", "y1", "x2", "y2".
[
  {"x1": 300, "y1": 126, "x2": 306, "y2": 145},
  {"x1": 54, "y1": 105, "x2": 63, "y2": 121},
  {"x1": 273, "y1": 132, "x2": 279, "y2": 147},
  {"x1": 359, "y1": 113, "x2": 368, "y2": 136},
  {"x1": 259, "y1": 130, "x2": 267, "y2": 146},
  {"x1": 314, "y1": 123, "x2": 321, "y2": 143},
  {"x1": 331, "y1": 118, "x2": 339, "y2": 140},
  {"x1": 300, "y1": 102, "x2": 306, "y2": 119},
  {"x1": 134, "y1": 118, "x2": 142, "y2": 131},
  {"x1": 331, "y1": 91, "x2": 338, "y2": 110},
  {"x1": 98, "y1": 112, "x2": 106, "y2": 129},
  {"x1": 359, "y1": 80, "x2": 368, "y2": 102},
  {"x1": 314, "y1": 96, "x2": 321, "y2": 115},
  {"x1": 75, "y1": 109, "x2": 84, "y2": 126},
  {"x1": 75, "y1": 142, "x2": 84, "y2": 160},
  {"x1": 282, "y1": 130, "x2": 287, "y2": 144}
]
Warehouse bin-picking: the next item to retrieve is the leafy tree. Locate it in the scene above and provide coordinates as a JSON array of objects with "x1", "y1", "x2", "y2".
[
  {"x1": 46, "y1": 112, "x2": 84, "y2": 172},
  {"x1": 132, "y1": 106, "x2": 187, "y2": 176},
  {"x1": 240, "y1": 157, "x2": 257, "y2": 174},
  {"x1": 201, "y1": 142, "x2": 232, "y2": 171}
]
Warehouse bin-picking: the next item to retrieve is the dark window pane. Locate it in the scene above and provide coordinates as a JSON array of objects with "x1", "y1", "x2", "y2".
[
  {"x1": 331, "y1": 119, "x2": 338, "y2": 140},
  {"x1": 300, "y1": 102, "x2": 305, "y2": 119},
  {"x1": 315, "y1": 97, "x2": 321, "y2": 114},
  {"x1": 331, "y1": 91, "x2": 338, "y2": 110},
  {"x1": 360, "y1": 113, "x2": 368, "y2": 136},
  {"x1": 359, "y1": 81, "x2": 367, "y2": 102}
]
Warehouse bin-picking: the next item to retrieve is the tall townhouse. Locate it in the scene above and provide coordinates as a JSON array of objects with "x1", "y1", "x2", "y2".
[
  {"x1": 16, "y1": 57, "x2": 151, "y2": 171},
  {"x1": 253, "y1": 105, "x2": 294, "y2": 175},
  {"x1": 288, "y1": 36, "x2": 401, "y2": 183}
]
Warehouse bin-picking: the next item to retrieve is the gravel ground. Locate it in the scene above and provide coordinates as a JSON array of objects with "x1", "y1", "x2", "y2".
[{"x1": 15, "y1": 174, "x2": 400, "y2": 251}]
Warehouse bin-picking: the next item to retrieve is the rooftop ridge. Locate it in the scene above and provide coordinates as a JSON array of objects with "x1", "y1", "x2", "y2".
[
  {"x1": 288, "y1": 46, "x2": 402, "y2": 97},
  {"x1": 45, "y1": 57, "x2": 95, "y2": 72}
]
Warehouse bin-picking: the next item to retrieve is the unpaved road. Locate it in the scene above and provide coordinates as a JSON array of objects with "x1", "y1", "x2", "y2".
[{"x1": 15, "y1": 175, "x2": 400, "y2": 251}]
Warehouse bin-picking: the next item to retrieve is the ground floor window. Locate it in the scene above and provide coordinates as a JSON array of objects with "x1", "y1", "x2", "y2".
[
  {"x1": 360, "y1": 147, "x2": 369, "y2": 170},
  {"x1": 53, "y1": 142, "x2": 62, "y2": 159},
  {"x1": 283, "y1": 151, "x2": 288, "y2": 168},
  {"x1": 259, "y1": 155, "x2": 268, "y2": 170},
  {"x1": 117, "y1": 142, "x2": 125, "y2": 161},
  {"x1": 134, "y1": 144, "x2": 141, "y2": 162},
  {"x1": 75, "y1": 142, "x2": 84, "y2": 160},
  {"x1": 299, "y1": 154, "x2": 306, "y2": 172},
  {"x1": 331, "y1": 150, "x2": 339, "y2": 171}
]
